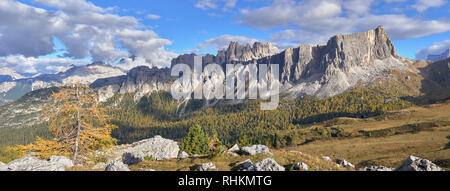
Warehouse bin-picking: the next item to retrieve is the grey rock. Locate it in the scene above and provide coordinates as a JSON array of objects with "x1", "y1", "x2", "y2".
[
  {"x1": 227, "y1": 144, "x2": 240, "y2": 156},
  {"x1": 335, "y1": 159, "x2": 355, "y2": 168},
  {"x1": 49, "y1": 156, "x2": 74, "y2": 168},
  {"x1": 240, "y1": 145, "x2": 272, "y2": 156},
  {"x1": 94, "y1": 66, "x2": 174, "y2": 102},
  {"x1": 293, "y1": 162, "x2": 309, "y2": 171},
  {"x1": 228, "y1": 144, "x2": 240, "y2": 153},
  {"x1": 105, "y1": 161, "x2": 130, "y2": 171},
  {"x1": 122, "y1": 152, "x2": 144, "y2": 165},
  {"x1": 236, "y1": 159, "x2": 254, "y2": 171},
  {"x1": 197, "y1": 162, "x2": 217, "y2": 171},
  {"x1": 178, "y1": 151, "x2": 189, "y2": 159},
  {"x1": 92, "y1": 162, "x2": 108, "y2": 170},
  {"x1": 360, "y1": 166, "x2": 394, "y2": 171},
  {"x1": 252, "y1": 158, "x2": 285, "y2": 171},
  {"x1": 321, "y1": 156, "x2": 332, "y2": 162},
  {"x1": 0, "y1": 161, "x2": 7, "y2": 171},
  {"x1": 7, "y1": 155, "x2": 73, "y2": 171},
  {"x1": 395, "y1": 156, "x2": 444, "y2": 171},
  {"x1": 121, "y1": 135, "x2": 180, "y2": 165}
]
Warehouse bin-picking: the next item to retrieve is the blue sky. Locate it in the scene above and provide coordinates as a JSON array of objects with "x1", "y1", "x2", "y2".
[
  {"x1": 1, "y1": 0, "x2": 450, "y2": 74},
  {"x1": 82, "y1": 0, "x2": 450, "y2": 58}
]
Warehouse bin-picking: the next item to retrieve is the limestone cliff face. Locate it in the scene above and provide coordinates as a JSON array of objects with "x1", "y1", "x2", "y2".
[
  {"x1": 93, "y1": 66, "x2": 174, "y2": 101},
  {"x1": 95, "y1": 26, "x2": 409, "y2": 101},
  {"x1": 171, "y1": 42, "x2": 279, "y2": 68}
]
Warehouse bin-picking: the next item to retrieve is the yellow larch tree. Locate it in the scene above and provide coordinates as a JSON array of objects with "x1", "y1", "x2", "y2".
[{"x1": 15, "y1": 83, "x2": 117, "y2": 164}]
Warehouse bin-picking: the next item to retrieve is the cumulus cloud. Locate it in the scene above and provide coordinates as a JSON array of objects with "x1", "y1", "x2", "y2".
[
  {"x1": 415, "y1": 40, "x2": 450, "y2": 60},
  {"x1": 0, "y1": 0, "x2": 177, "y2": 73},
  {"x1": 237, "y1": 0, "x2": 450, "y2": 46},
  {"x1": 412, "y1": 0, "x2": 446, "y2": 12},
  {"x1": 196, "y1": 35, "x2": 260, "y2": 51}
]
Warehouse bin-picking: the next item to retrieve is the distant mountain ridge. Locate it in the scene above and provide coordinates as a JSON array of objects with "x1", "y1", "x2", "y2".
[
  {"x1": 427, "y1": 49, "x2": 450, "y2": 62},
  {"x1": 0, "y1": 63, "x2": 125, "y2": 104},
  {"x1": 0, "y1": 67, "x2": 25, "y2": 84}
]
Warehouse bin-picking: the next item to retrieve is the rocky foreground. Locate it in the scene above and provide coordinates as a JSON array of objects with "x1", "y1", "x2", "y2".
[{"x1": 0, "y1": 136, "x2": 445, "y2": 171}]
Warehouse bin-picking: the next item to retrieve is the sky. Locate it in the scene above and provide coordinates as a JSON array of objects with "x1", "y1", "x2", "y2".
[{"x1": 0, "y1": 0, "x2": 449, "y2": 74}]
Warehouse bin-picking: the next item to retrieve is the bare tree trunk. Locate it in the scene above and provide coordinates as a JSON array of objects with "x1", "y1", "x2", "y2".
[{"x1": 73, "y1": 85, "x2": 81, "y2": 165}]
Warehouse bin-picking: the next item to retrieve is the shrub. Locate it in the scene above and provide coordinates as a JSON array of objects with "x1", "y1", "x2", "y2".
[{"x1": 182, "y1": 125, "x2": 210, "y2": 155}]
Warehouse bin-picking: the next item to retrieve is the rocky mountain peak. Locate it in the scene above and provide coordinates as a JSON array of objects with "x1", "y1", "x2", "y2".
[{"x1": 217, "y1": 41, "x2": 279, "y2": 63}]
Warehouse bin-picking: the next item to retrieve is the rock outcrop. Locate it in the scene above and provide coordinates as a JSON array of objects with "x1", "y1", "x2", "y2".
[
  {"x1": 178, "y1": 151, "x2": 190, "y2": 159},
  {"x1": 227, "y1": 144, "x2": 240, "y2": 156},
  {"x1": 93, "y1": 66, "x2": 174, "y2": 102},
  {"x1": 239, "y1": 145, "x2": 273, "y2": 156},
  {"x1": 360, "y1": 166, "x2": 394, "y2": 171},
  {"x1": 252, "y1": 158, "x2": 285, "y2": 171},
  {"x1": 236, "y1": 158, "x2": 285, "y2": 171},
  {"x1": 196, "y1": 162, "x2": 217, "y2": 171},
  {"x1": 321, "y1": 156, "x2": 332, "y2": 162},
  {"x1": 97, "y1": 136, "x2": 180, "y2": 165},
  {"x1": 293, "y1": 162, "x2": 309, "y2": 171},
  {"x1": 335, "y1": 159, "x2": 355, "y2": 168},
  {"x1": 235, "y1": 159, "x2": 254, "y2": 171},
  {"x1": 5, "y1": 155, "x2": 73, "y2": 171},
  {"x1": 0, "y1": 161, "x2": 7, "y2": 171},
  {"x1": 105, "y1": 161, "x2": 130, "y2": 171},
  {"x1": 394, "y1": 156, "x2": 444, "y2": 171}
]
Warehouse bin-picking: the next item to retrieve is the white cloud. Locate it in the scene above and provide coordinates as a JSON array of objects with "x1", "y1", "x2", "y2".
[
  {"x1": 412, "y1": 0, "x2": 446, "y2": 12},
  {"x1": 343, "y1": 0, "x2": 374, "y2": 16},
  {"x1": 196, "y1": 35, "x2": 260, "y2": 51},
  {"x1": 34, "y1": 0, "x2": 104, "y2": 13},
  {"x1": 0, "y1": 55, "x2": 90, "y2": 74},
  {"x1": 415, "y1": 40, "x2": 450, "y2": 60},
  {"x1": 0, "y1": 0, "x2": 177, "y2": 73},
  {"x1": 194, "y1": 0, "x2": 237, "y2": 10},
  {"x1": 237, "y1": 0, "x2": 450, "y2": 45},
  {"x1": 147, "y1": 14, "x2": 161, "y2": 20}
]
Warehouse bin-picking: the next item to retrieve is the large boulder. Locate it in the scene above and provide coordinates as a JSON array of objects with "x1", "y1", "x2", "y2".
[
  {"x1": 6, "y1": 155, "x2": 73, "y2": 171},
  {"x1": 105, "y1": 161, "x2": 130, "y2": 171},
  {"x1": 395, "y1": 156, "x2": 444, "y2": 171},
  {"x1": 360, "y1": 166, "x2": 394, "y2": 171},
  {"x1": 0, "y1": 161, "x2": 7, "y2": 171},
  {"x1": 240, "y1": 145, "x2": 272, "y2": 156},
  {"x1": 252, "y1": 158, "x2": 285, "y2": 171},
  {"x1": 196, "y1": 162, "x2": 216, "y2": 171},
  {"x1": 121, "y1": 136, "x2": 180, "y2": 165},
  {"x1": 335, "y1": 159, "x2": 355, "y2": 168}
]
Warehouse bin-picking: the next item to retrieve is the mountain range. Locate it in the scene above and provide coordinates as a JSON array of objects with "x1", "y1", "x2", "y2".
[
  {"x1": 0, "y1": 62, "x2": 125, "y2": 104},
  {"x1": 0, "y1": 26, "x2": 449, "y2": 130}
]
